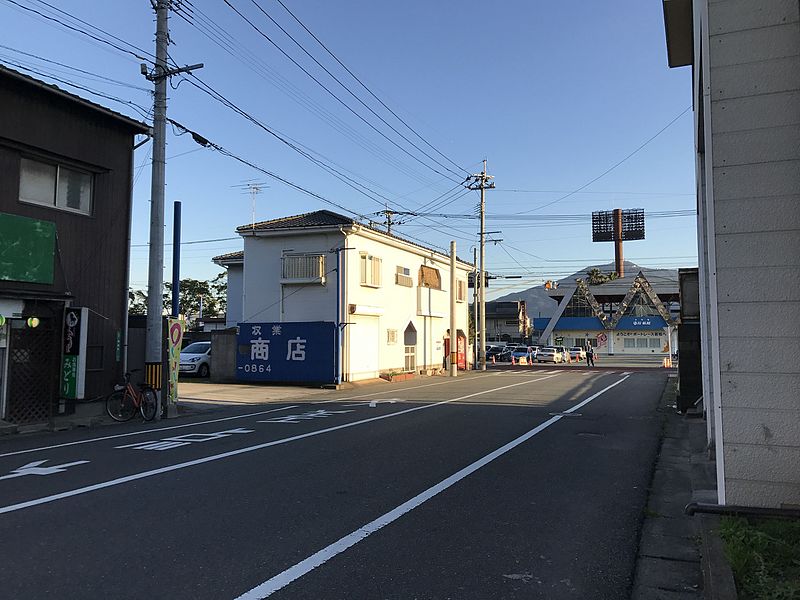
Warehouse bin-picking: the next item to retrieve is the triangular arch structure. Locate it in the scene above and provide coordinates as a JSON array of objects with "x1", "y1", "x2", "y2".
[
  {"x1": 538, "y1": 279, "x2": 609, "y2": 344},
  {"x1": 610, "y1": 271, "x2": 674, "y2": 328}
]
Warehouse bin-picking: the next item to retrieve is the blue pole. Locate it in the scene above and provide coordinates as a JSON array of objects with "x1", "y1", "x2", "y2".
[{"x1": 171, "y1": 201, "x2": 181, "y2": 317}]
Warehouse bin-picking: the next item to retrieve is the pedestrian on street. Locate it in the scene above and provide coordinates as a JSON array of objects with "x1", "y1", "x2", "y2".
[{"x1": 586, "y1": 344, "x2": 595, "y2": 367}]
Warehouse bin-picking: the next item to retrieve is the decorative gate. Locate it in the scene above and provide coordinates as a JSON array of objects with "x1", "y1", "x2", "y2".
[{"x1": 6, "y1": 318, "x2": 58, "y2": 424}]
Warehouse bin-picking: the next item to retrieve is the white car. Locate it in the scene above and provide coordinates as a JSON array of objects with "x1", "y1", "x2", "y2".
[
  {"x1": 555, "y1": 346, "x2": 572, "y2": 363},
  {"x1": 536, "y1": 347, "x2": 562, "y2": 363},
  {"x1": 569, "y1": 346, "x2": 586, "y2": 361},
  {"x1": 179, "y1": 341, "x2": 211, "y2": 377}
]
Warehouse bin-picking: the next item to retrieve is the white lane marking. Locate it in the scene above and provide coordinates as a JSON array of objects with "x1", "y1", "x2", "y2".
[
  {"x1": 621, "y1": 371, "x2": 632, "y2": 376},
  {"x1": 234, "y1": 375, "x2": 630, "y2": 599},
  {"x1": 317, "y1": 373, "x2": 501, "y2": 404},
  {"x1": 0, "y1": 460, "x2": 90, "y2": 481},
  {"x1": 258, "y1": 409, "x2": 354, "y2": 424},
  {"x1": 0, "y1": 374, "x2": 560, "y2": 515},
  {"x1": 341, "y1": 399, "x2": 402, "y2": 408},
  {"x1": 0, "y1": 405, "x2": 299, "y2": 458},
  {"x1": 116, "y1": 428, "x2": 255, "y2": 451}
]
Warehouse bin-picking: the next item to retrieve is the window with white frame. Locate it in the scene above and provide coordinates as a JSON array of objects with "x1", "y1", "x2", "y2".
[
  {"x1": 281, "y1": 253, "x2": 326, "y2": 283},
  {"x1": 636, "y1": 338, "x2": 648, "y2": 348},
  {"x1": 19, "y1": 157, "x2": 93, "y2": 215},
  {"x1": 624, "y1": 338, "x2": 636, "y2": 349},
  {"x1": 456, "y1": 279, "x2": 467, "y2": 302},
  {"x1": 387, "y1": 329, "x2": 398, "y2": 344},
  {"x1": 360, "y1": 253, "x2": 382, "y2": 287},
  {"x1": 649, "y1": 337, "x2": 662, "y2": 348}
]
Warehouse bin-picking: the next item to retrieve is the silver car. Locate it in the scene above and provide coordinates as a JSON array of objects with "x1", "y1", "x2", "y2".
[{"x1": 179, "y1": 341, "x2": 212, "y2": 377}]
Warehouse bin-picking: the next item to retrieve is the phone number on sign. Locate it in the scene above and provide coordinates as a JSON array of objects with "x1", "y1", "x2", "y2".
[{"x1": 241, "y1": 363, "x2": 272, "y2": 373}]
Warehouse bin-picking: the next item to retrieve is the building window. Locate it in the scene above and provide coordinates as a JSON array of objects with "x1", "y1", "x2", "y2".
[
  {"x1": 281, "y1": 253, "x2": 326, "y2": 282},
  {"x1": 624, "y1": 338, "x2": 636, "y2": 349},
  {"x1": 404, "y1": 345, "x2": 416, "y2": 372},
  {"x1": 360, "y1": 253, "x2": 382, "y2": 287},
  {"x1": 19, "y1": 157, "x2": 93, "y2": 215},
  {"x1": 636, "y1": 337, "x2": 649, "y2": 348},
  {"x1": 395, "y1": 266, "x2": 413, "y2": 287},
  {"x1": 649, "y1": 337, "x2": 662, "y2": 348},
  {"x1": 456, "y1": 279, "x2": 467, "y2": 302},
  {"x1": 387, "y1": 329, "x2": 398, "y2": 344},
  {"x1": 418, "y1": 265, "x2": 441, "y2": 289}
]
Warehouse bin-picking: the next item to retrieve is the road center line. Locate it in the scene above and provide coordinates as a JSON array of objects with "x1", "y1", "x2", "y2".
[
  {"x1": 0, "y1": 374, "x2": 560, "y2": 515},
  {"x1": 234, "y1": 374, "x2": 630, "y2": 600}
]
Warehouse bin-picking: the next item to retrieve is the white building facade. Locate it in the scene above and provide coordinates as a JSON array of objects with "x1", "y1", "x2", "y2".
[
  {"x1": 664, "y1": 0, "x2": 800, "y2": 508},
  {"x1": 215, "y1": 211, "x2": 472, "y2": 382}
]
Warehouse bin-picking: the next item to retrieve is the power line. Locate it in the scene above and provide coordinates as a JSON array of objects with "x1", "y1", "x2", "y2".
[
  {"x1": 515, "y1": 105, "x2": 693, "y2": 214},
  {"x1": 221, "y1": 0, "x2": 462, "y2": 183},
  {"x1": 170, "y1": 4, "x2": 441, "y2": 186},
  {"x1": 273, "y1": 0, "x2": 468, "y2": 177},
  {"x1": 247, "y1": 0, "x2": 466, "y2": 179}
]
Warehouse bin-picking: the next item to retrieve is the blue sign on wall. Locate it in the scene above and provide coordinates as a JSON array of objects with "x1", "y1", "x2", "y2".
[
  {"x1": 616, "y1": 315, "x2": 667, "y2": 330},
  {"x1": 236, "y1": 321, "x2": 336, "y2": 383}
]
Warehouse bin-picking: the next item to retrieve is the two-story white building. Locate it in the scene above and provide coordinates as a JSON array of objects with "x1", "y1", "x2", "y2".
[{"x1": 214, "y1": 210, "x2": 473, "y2": 382}]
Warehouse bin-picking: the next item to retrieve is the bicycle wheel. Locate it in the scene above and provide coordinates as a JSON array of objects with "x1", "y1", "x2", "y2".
[
  {"x1": 106, "y1": 389, "x2": 137, "y2": 422},
  {"x1": 139, "y1": 388, "x2": 158, "y2": 421}
]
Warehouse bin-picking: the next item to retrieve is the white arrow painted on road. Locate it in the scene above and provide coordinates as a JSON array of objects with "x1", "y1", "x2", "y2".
[
  {"x1": 0, "y1": 459, "x2": 90, "y2": 481},
  {"x1": 342, "y1": 399, "x2": 402, "y2": 408}
]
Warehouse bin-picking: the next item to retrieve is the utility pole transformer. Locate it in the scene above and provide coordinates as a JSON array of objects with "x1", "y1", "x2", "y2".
[
  {"x1": 466, "y1": 160, "x2": 495, "y2": 371},
  {"x1": 143, "y1": 0, "x2": 202, "y2": 415}
]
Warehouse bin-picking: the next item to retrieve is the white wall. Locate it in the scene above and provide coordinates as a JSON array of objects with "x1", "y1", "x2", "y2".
[
  {"x1": 342, "y1": 227, "x2": 471, "y2": 381},
  {"x1": 241, "y1": 231, "x2": 342, "y2": 324},
  {"x1": 225, "y1": 265, "x2": 243, "y2": 328},
  {"x1": 235, "y1": 225, "x2": 471, "y2": 382},
  {"x1": 704, "y1": 0, "x2": 800, "y2": 508}
]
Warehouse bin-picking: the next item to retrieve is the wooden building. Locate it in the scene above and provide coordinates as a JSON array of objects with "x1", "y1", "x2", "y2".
[{"x1": 0, "y1": 66, "x2": 148, "y2": 424}]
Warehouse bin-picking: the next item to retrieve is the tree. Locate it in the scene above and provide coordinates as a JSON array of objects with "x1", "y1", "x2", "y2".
[
  {"x1": 128, "y1": 273, "x2": 228, "y2": 327},
  {"x1": 586, "y1": 268, "x2": 619, "y2": 285}
]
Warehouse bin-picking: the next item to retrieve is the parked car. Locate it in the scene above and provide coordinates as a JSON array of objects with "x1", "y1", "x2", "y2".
[
  {"x1": 537, "y1": 347, "x2": 561, "y2": 363},
  {"x1": 555, "y1": 345, "x2": 571, "y2": 363},
  {"x1": 569, "y1": 346, "x2": 586, "y2": 361},
  {"x1": 498, "y1": 346, "x2": 514, "y2": 362},
  {"x1": 511, "y1": 345, "x2": 535, "y2": 361},
  {"x1": 179, "y1": 341, "x2": 212, "y2": 377}
]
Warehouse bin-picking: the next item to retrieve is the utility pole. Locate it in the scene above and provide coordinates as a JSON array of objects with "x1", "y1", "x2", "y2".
[
  {"x1": 378, "y1": 208, "x2": 397, "y2": 234},
  {"x1": 472, "y1": 246, "x2": 478, "y2": 369},
  {"x1": 466, "y1": 160, "x2": 494, "y2": 371},
  {"x1": 142, "y1": 0, "x2": 202, "y2": 415},
  {"x1": 449, "y1": 240, "x2": 457, "y2": 377}
]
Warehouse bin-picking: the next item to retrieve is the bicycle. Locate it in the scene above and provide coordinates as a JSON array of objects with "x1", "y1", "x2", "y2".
[{"x1": 106, "y1": 371, "x2": 158, "y2": 422}]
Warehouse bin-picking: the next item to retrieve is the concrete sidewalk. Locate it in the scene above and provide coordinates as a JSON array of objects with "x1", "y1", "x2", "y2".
[{"x1": 631, "y1": 377, "x2": 735, "y2": 599}]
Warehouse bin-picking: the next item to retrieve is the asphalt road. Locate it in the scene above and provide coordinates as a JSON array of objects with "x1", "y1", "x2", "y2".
[{"x1": 0, "y1": 368, "x2": 667, "y2": 599}]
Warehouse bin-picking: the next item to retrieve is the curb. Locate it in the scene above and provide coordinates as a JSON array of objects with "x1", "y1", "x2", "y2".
[{"x1": 699, "y1": 514, "x2": 738, "y2": 600}]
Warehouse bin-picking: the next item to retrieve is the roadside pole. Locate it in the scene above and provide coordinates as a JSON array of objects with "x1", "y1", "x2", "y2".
[
  {"x1": 449, "y1": 241, "x2": 457, "y2": 377},
  {"x1": 467, "y1": 161, "x2": 494, "y2": 371},
  {"x1": 142, "y1": 0, "x2": 202, "y2": 418}
]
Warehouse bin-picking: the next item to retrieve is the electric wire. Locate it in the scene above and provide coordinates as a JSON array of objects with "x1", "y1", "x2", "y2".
[
  {"x1": 221, "y1": 0, "x2": 462, "y2": 184},
  {"x1": 245, "y1": 0, "x2": 465, "y2": 179}
]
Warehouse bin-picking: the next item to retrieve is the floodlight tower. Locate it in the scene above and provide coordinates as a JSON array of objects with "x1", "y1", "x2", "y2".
[{"x1": 591, "y1": 208, "x2": 645, "y2": 278}]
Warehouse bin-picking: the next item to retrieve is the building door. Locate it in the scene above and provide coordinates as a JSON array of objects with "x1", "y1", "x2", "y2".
[
  {"x1": 6, "y1": 317, "x2": 58, "y2": 424},
  {"x1": 349, "y1": 317, "x2": 379, "y2": 380},
  {"x1": 404, "y1": 322, "x2": 417, "y2": 373}
]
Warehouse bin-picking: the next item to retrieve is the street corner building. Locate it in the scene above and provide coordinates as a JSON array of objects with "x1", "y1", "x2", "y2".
[
  {"x1": 663, "y1": 0, "x2": 800, "y2": 509},
  {"x1": 533, "y1": 270, "x2": 680, "y2": 356},
  {"x1": 213, "y1": 210, "x2": 473, "y2": 384},
  {"x1": 0, "y1": 66, "x2": 148, "y2": 425}
]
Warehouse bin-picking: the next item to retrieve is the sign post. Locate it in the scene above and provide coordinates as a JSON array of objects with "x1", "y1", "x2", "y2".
[{"x1": 61, "y1": 307, "x2": 88, "y2": 400}]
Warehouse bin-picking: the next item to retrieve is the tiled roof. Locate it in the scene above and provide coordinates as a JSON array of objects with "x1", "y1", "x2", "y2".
[
  {"x1": 0, "y1": 65, "x2": 150, "y2": 133},
  {"x1": 235, "y1": 209, "x2": 473, "y2": 267},
  {"x1": 236, "y1": 210, "x2": 355, "y2": 233},
  {"x1": 212, "y1": 250, "x2": 244, "y2": 263}
]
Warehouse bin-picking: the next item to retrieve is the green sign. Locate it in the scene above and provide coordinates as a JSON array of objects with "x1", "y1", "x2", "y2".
[
  {"x1": 0, "y1": 213, "x2": 56, "y2": 284},
  {"x1": 61, "y1": 354, "x2": 78, "y2": 399}
]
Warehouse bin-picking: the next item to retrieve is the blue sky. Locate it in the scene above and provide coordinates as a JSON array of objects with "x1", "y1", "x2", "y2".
[{"x1": 0, "y1": 0, "x2": 696, "y2": 300}]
